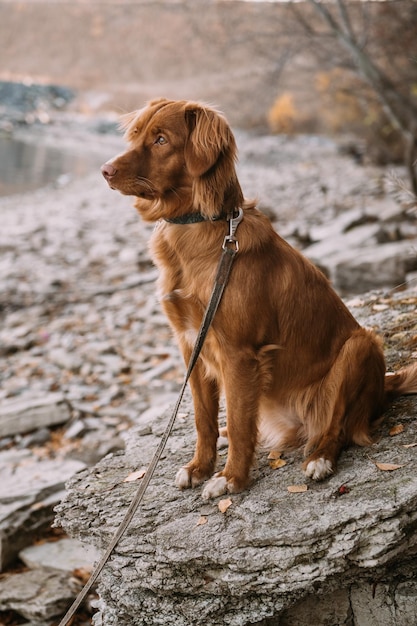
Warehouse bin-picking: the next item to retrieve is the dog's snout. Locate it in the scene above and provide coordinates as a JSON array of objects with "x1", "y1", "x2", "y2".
[{"x1": 101, "y1": 163, "x2": 117, "y2": 178}]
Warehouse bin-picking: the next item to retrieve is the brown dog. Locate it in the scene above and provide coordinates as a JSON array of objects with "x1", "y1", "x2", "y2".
[{"x1": 102, "y1": 98, "x2": 417, "y2": 499}]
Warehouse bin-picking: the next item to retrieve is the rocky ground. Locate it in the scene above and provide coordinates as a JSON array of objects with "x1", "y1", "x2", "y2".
[
  {"x1": 56, "y1": 338, "x2": 417, "y2": 626},
  {"x1": 0, "y1": 91, "x2": 416, "y2": 623}
]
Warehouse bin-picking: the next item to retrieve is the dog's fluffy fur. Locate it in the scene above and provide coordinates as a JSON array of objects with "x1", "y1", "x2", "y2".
[{"x1": 102, "y1": 98, "x2": 417, "y2": 499}]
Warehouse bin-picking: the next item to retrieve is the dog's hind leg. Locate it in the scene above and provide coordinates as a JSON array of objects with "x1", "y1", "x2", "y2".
[{"x1": 302, "y1": 329, "x2": 385, "y2": 480}]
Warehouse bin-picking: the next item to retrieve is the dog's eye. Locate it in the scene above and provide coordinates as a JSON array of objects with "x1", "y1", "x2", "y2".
[{"x1": 155, "y1": 136, "x2": 167, "y2": 145}]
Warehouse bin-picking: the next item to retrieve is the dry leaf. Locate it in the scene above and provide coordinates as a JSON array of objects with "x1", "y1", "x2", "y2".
[
  {"x1": 30, "y1": 501, "x2": 45, "y2": 511},
  {"x1": 269, "y1": 458, "x2": 287, "y2": 470},
  {"x1": 375, "y1": 462, "x2": 406, "y2": 472},
  {"x1": 72, "y1": 567, "x2": 92, "y2": 582},
  {"x1": 287, "y1": 484, "x2": 308, "y2": 493},
  {"x1": 218, "y1": 498, "x2": 232, "y2": 513},
  {"x1": 389, "y1": 424, "x2": 405, "y2": 436},
  {"x1": 196, "y1": 516, "x2": 208, "y2": 526},
  {"x1": 267, "y1": 449, "x2": 282, "y2": 460},
  {"x1": 403, "y1": 443, "x2": 417, "y2": 448},
  {"x1": 123, "y1": 468, "x2": 147, "y2": 482}
]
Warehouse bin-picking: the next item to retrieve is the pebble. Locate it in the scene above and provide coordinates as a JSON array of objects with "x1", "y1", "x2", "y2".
[
  {"x1": 0, "y1": 567, "x2": 80, "y2": 621},
  {"x1": 19, "y1": 537, "x2": 100, "y2": 572}
]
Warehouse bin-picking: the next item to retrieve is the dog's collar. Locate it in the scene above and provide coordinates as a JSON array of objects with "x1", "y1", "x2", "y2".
[{"x1": 164, "y1": 212, "x2": 225, "y2": 224}]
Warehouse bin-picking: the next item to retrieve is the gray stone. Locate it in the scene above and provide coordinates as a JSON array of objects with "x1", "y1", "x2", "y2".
[
  {"x1": 69, "y1": 434, "x2": 126, "y2": 466},
  {"x1": 308, "y1": 207, "x2": 377, "y2": 242},
  {"x1": 17, "y1": 427, "x2": 51, "y2": 448},
  {"x1": 64, "y1": 419, "x2": 87, "y2": 440},
  {"x1": 0, "y1": 447, "x2": 32, "y2": 464},
  {"x1": 303, "y1": 223, "x2": 380, "y2": 271},
  {"x1": 48, "y1": 347, "x2": 83, "y2": 372},
  {"x1": 19, "y1": 537, "x2": 101, "y2": 572},
  {"x1": 350, "y1": 581, "x2": 417, "y2": 626},
  {"x1": 0, "y1": 393, "x2": 71, "y2": 437},
  {"x1": 305, "y1": 238, "x2": 416, "y2": 293},
  {"x1": 0, "y1": 456, "x2": 85, "y2": 570},
  {"x1": 0, "y1": 567, "x2": 79, "y2": 621},
  {"x1": 333, "y1": 240, "x2": 417, "y2": 293},
  {"x1": 278, "y1": 589, "x2": 352, "y2": 626}
]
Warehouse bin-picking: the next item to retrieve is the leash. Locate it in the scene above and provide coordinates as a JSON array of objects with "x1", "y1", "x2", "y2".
[{"x1": 57, "y1": 208, "x2": 243, "y2": 626}]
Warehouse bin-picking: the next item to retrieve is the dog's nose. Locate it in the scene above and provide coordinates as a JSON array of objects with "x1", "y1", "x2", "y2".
[{"x1": 101, "y1": 163, "x2": 117, "y2": 178}]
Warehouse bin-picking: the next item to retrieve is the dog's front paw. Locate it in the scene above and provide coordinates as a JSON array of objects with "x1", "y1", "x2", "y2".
[
  {"x1": 201, "y1": 474, "x2": 228, "y2": 500},
  {"x1": 175, "y1": 465, "x2": 209, "y2": 490},
  {"x1": 201, "y1": 472, "x2": 249, "y2": 499},
  {"x1": 175, "y1": 467, "x2": 193, "y2": 489},
  {"x1": 303, "y1": 457, "x2": 333, "y2": 481}
]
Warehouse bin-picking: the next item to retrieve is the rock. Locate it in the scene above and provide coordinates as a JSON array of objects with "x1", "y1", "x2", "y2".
[
  {"x1": 69, "y1": 433, "x2": 125, "y2": 466},
  {"x1": 305, "y1": 234, "x2": 417, "y2": 293},
  {"x1": 63, "y1": 419, "x2": 87, "y2": 440},
  {"x1": 0, "y1": 81, "x2": 75, "y2": 131},
  {"x1": 279, "y1": 589, "x2": 352, "y2": 625},
  {"x1": 0, "y1": 393, "x2": 71, "y2": 437},
  {"x1": 332, "y1": 240, "x2": 417, "y2": 293},
  {"x1": 300, "y1": 196, "x2": 417, "y2": 294},
  {"x1": 55, "y1": 290, "x2": 417, "y2": 626},
  {"x1": 19, "y1": 537, "x2": 101, "y2": 573},
  {"x1": 272, "y1": 581, "x2": 417, "y2": 625},
  {"x1": 350, "y1": 581, "x2": 417, "y2": 626},
  {"x1": 0, "y1": 455, "x2": 85, "y2": 570},
  {"x1": 48, "y1": 347, "x2": 83, "y2": 372},
  {"x1": 304, "y1": 222, "x2": 380, "y2": 266},
  {"x1": 134, "y1": 396, "x2": 181, "y2": 432},
  {"x1": 0, "y1": 567, "x2": 79, "y2": 621},
  {"x1": 308, "y1": 207, "x2": 378, "y2": 241},
  {"x1": 17, "y1": 426, "x2": 52, "y2": 449}
]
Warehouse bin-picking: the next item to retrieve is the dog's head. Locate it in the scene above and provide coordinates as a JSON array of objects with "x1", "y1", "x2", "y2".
[{"x1": 101, "y1": 98, "x2": 243, "y2": 221}]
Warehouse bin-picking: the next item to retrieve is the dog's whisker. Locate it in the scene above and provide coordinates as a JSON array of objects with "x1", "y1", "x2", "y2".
[
  {"x1": 136, "y1": 177, "x2": 155, "y2": 191},
  {"x1": 168, "y1": 187, "x2": 182, "y2": 202}
]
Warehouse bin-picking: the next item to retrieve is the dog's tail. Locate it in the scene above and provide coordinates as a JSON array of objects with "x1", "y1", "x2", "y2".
[{"x1": 385, "y1": 363, "x2": 417, "y2": 402}]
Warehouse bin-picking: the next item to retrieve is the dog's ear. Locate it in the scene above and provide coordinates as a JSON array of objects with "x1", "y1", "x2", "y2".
[
  {"x1": 184, "y1": 104, "x2": 234, "y2": 177},
  {"x1": 184, "y1": 104, "x2": 242, "y2": 218}
]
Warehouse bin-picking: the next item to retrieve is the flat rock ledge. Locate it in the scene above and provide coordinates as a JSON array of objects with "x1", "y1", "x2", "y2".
[{"x1": 55, "y1": 288, "x2": 417, "y2": 626}]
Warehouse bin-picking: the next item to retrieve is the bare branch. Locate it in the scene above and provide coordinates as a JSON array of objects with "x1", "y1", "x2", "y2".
[
  {"x1": 336, "y1": 0, "x2": 356, "y2": 41},
  {"x1": 299, "y1": 0, "x2": 417, "y2": 193}
]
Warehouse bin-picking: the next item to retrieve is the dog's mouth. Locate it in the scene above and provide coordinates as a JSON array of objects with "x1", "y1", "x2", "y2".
[
  {"x1": 116, "y1": 186, "x2": 156, "y2": 199},
  {"x1": 101, "y1": 169, "x2": 157, "y2": 199}
]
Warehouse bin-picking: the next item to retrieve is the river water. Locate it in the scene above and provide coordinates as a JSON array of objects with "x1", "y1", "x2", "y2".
[{"x1": 0, "y1": 135, "x2": 101, "y2": 196}]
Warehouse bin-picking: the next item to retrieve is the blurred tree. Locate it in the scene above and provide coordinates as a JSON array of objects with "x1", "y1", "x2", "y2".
[{"x1": 293, "y1": 0, "x2": 417, "y2": 195}]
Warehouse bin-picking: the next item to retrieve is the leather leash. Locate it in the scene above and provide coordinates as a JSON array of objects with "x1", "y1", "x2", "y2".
[{"x1": 58, "y1": 208, "x2": 243, "y2": 626}]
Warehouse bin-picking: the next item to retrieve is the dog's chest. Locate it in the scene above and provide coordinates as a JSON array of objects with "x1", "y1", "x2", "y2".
[
  {"x1": 151, "y1": 226, "x2": 224, "y2": 375},
  {"x1": 160, "y1": 283, "x2": 222, "y2": 381},
  {"x1": 152, "y1": 231, "x2": 217, "y2": 317}
]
